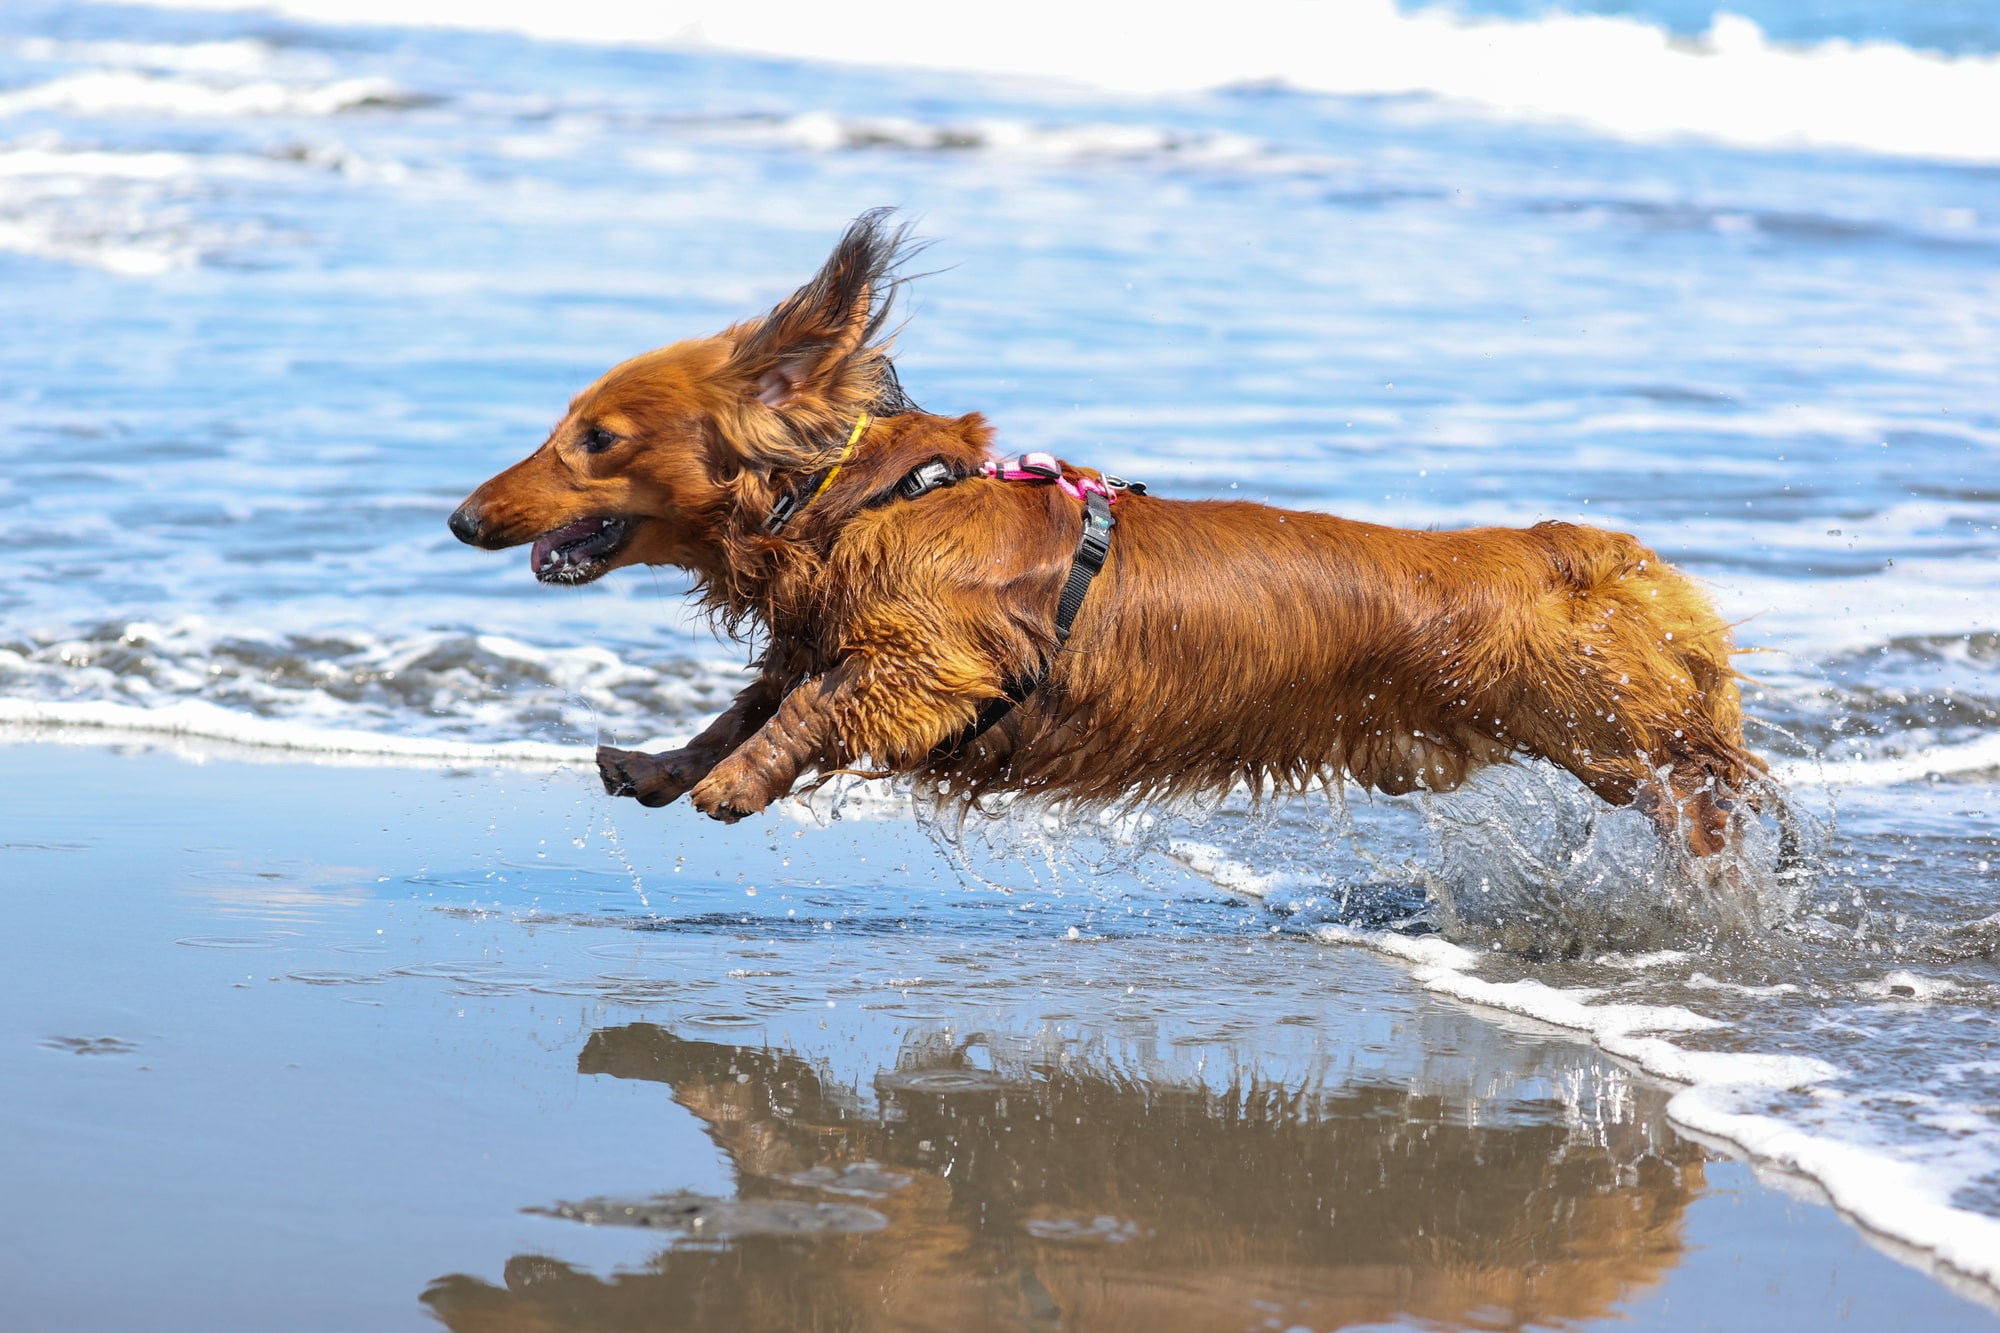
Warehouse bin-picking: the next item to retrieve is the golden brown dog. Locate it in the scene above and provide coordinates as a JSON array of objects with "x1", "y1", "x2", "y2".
[{"x1": 449, "y1": 210, "x2": 1762, "y2": 854}]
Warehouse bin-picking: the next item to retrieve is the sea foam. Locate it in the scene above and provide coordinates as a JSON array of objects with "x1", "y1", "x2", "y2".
[
  {"x1": 140, "y1": 0, "x2": 2000, "y2": 165},
  {"x1": 0, "y1": 70, "x2": 411, "y2": 118},
  {"x1": 1175, "y1": 836, "x2": 2000, "y2": 1291}
]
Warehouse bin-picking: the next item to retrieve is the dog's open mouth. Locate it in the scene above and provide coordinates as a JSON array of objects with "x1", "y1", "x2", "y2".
[{"x1": 531, "y1": 516, "x2": 630, "y2": 585}]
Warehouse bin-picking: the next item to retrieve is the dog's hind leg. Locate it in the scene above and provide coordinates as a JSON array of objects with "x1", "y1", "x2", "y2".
[
  {"x1": 1624, "y1": 757, "x2": 1742, "y2": 858},
  {"x1": 598, "y1": 673, "x2": 784, "y2": 808}
]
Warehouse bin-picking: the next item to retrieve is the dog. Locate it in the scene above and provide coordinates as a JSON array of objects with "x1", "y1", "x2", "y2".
[{"x1": 449, "y1": 209, "x2": 1763, "y2": 855}]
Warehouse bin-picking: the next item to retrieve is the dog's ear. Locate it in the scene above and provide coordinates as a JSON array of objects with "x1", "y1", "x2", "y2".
[{"x1": 728, "y1": 208, "x2": 913, "y2": 419}]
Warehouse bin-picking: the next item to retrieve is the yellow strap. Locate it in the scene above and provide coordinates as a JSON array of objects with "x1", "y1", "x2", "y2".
[{"x1": 808, "y1": 413, "x2": 869, "y2": 506}]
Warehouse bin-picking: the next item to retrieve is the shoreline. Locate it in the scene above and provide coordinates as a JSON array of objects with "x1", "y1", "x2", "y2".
[
  {"x1": 2, "y1": 736, "x2": 1996, "y2": 1328},
  {"x1": 10, "y1": 693, "x2": 2000, "y2": 787}
]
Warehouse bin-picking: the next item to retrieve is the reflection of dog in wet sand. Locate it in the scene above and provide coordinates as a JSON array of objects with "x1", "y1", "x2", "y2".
[
  {"x1": 450, "y1": 209, "x2": 1762, "y2": 854},
  {"x1": 421, "y1": 1023, "x2": 1702, "y2": 1331}
]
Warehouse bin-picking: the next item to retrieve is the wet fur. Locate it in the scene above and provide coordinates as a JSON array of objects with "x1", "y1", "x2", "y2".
[{"x1": 451, "y1": 209, "x2": 1764, "y2": 854}]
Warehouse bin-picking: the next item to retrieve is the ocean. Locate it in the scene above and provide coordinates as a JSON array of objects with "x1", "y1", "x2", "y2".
[{"x1": 3, "y1": 0, "x2": 1999, "y2": 1304}]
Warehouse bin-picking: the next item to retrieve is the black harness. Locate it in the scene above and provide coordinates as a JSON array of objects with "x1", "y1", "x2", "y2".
[
  {"x1": 894, "y1": 458, "x2": 1133, "y2": 759},
  {"x1": 765, "y1": 447, "x2": 1138, "y2": 761}
]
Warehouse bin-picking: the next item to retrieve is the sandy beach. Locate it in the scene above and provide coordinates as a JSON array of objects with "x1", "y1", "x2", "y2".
[{"x1": 1, "y1": 735, "x2": 1991, "y2": 1331}]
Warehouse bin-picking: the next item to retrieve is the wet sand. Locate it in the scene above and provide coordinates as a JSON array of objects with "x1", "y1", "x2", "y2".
[{"x1": 1, "y1": 738, "x2": 1993, "y2": 1332}]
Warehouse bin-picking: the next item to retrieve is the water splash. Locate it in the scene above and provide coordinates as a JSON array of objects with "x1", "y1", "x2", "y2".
[
  {"x1": 1420, "y1": 764, "x2": 1824, "y2": 956},
  {"x1": 882, "y1": 755, "x2": 1830, "y2": 958}
]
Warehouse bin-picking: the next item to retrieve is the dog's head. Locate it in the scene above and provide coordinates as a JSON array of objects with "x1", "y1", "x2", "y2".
[{"x1": 448, "y1": 208, "x2": 919, "y2": 586}]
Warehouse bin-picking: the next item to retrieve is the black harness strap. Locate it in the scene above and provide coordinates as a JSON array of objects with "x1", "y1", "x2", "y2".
[
  {"x1": 931, "y1": 486, "x2": 1117, "y2": 761},
  {"x1": 1054, "y1": 490, "x2": 1114, "y2": 646},
  {"x1": 817, "y1": 453, "x2": 1126, "y2": 763}
]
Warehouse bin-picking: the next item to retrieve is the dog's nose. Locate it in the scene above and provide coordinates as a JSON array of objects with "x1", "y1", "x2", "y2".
[{"x1": 448, "y1": 503, "x2": 484, "y2": 546}]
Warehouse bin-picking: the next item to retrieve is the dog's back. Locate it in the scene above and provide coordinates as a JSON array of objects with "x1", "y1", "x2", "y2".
[{"x1": 932, "y1": 490, "x2": 1754, "y2": 851}]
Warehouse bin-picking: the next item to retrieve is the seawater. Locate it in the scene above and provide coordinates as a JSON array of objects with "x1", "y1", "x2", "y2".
[{"x1": 2, "y1": 0, "x2": 1999, "y2": 1296}]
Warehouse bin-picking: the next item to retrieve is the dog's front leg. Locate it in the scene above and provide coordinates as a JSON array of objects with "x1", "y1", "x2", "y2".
[
  {"x1": 598, "y1": 674, "x2": 783, "y2": 808},
  {"x1": 687, "y1": 675, "x2": 840, "y2": 824}
]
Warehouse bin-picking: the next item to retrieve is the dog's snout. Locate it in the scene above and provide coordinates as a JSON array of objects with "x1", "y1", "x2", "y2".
[{"x1": 448, "y1": 503, "x2": 485, "y2": 546}]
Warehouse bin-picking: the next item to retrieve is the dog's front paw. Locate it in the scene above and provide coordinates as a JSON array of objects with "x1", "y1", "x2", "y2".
[
  {"x1": 597, "y1": 745, "x2": 705, "y2": 808},
  {"x1": 688, "y1": 758, "x2": 773, "y2": 824}
]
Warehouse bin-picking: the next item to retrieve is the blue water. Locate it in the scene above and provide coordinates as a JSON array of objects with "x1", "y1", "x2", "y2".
[
  {"x1": 1435, "y1": 0, "x2": 2000, "y2": 55},
  {"x1": 1, "y1": 0, "x2": 1999, "y2": 1300},
  {"x1": 1, "y1": 1, "x2": 1995, "y2": 756}
]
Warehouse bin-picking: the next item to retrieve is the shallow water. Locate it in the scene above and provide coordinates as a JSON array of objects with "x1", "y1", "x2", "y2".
[
  {"x1": 4, "y1": 743, "x2": 1997, "y2": 1331},
  {"x1": 2, "y1": 0, "x2": 1999, "y2": 1303}
]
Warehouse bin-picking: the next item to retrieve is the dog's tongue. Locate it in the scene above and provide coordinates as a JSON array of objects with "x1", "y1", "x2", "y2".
[{"x1": 531, "y1": 517, "x2": 606, "y2": 573}]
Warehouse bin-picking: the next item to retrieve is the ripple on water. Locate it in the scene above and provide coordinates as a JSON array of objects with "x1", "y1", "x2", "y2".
[
  {"x1": 530, "y1": 1193, "x2": 889, "y2": 1238},
  {"x1": 174, "y1": 934, "x2": 286, "y2": 950},
  {"x1": 878, "y1": 1069, "x2": 1010, "y2": 1095},
  {"x1": 780, "y1": 1163, "x2": 914, "y2": 1199},
  {"x1": 41, "y1": 1035, "x2": 136, "y2": 1055},
  {"x1": 581, "y1": 941, "x2": 688, "y2": 961},
  {"x1": 680, "y1": 1011, "x2": 765, "y2": 1029},
  {"x1": 1023, "y1": 1213, "x2": 1153, "y2": 1245}
]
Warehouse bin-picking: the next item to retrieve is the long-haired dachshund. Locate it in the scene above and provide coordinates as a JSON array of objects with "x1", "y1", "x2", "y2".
[{"x1": 450, "y1": 210, "x2": 1763, "y2": 855}]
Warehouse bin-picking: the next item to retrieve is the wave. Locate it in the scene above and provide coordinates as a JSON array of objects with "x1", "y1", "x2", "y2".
[
  {"x1": 8, "y1": 36, "x2": 291, "y2": 76},
  {"x1": 1160, "y1": 828, "x2": 2000, "y2": 1292},
  {"x1": 0, "y1": 144, "x2": 288, "y2": 273},
  {"x1": 18, "y1": 686, "x2": 1999, "y2": 796},
  {"x1": 0, "y1": 146, "x2": 224, "y2": 180},
  {"x1": 0, "y1": 218, "x2": 186, "y2": 276},
  {"x1": 0, "y1": 695, "x2": 597, "y2": 766},
  {"x1": 1775, "y1": 734, "x2": 2000, "y2": 788},
  {"x1": 1315, "y1": 920, "x2": 2000, "y2": 1290},
  {"x1": 0, "y1": 69, "x2": 421, "y2": 119},
  {"x1": 697, "y1": 110, "x2": 1268, "y2": 164},
  {"x1": 139, "y1": 0, "x2": 2000, "y2": 165},
  {"x1": 7, "y1": 616, "x2": 2000, "y2": 789},
  {"x1": 0, "y1": 618, "x2": 744, "y2": 753}
]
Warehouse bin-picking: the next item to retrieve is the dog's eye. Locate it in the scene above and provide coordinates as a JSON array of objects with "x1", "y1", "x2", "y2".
[{"x1": 581, "y1": 426, "x2": 620, "y2": 454}]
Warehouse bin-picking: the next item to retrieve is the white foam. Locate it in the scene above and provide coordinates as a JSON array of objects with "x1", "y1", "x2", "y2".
[
  {"x1": 1164, "y1": 837, "x2": 1301, "y2": 898},
  {"x1": 0, "y1": 69, "x2": 406, "y2": 118},
  {"x1": 1315, "y1": 921, "x2": 1836, "y2": 1080},
  {"x1": 1157, "y1": 836, "x2": 1998, "y2": 1289},
  {"x1": 1857, "y1": 969, "x2": 1963, "y2": 1003},
  {"x1": 1687, "y1": 971, "x2": 1800, "y2": 997},
  {"x1": 0, "y1": 219, "x2": 187, "y2": 276},
  {"x1": 0, "y1": 696, "x2": 598, "y2": 765},
  {"x1": 0, "y1": 147, "x2": 211, "y2": 180},
  {"x1": 1598, "y1": 950, "x2": 1693, "y2": 970},
  {"x1": 731, "y1": 110, "x2": 1268, "y2": 164},
  {"x1": 1774, "y1": 732, "x2": 2000, "y2": 789},
  {"x1": 8, "y1": 36, "x2": 287, "y2": 75},
  {"x1": 1671, "y1": 1084, "x2": 2000, "y2": 1288},
  {"x1": 0, "y1": 617, "x2": 750, "y2": 750},
  {"x1": 1310, "y1": 915, "x2": 2000, "y2": 1287},
  {"x1": 0, "y1": 142, "x2": 276, "y2": 273},
  {"x1": 136, "y1": 1, "x2": 2000, "y2": 165}
]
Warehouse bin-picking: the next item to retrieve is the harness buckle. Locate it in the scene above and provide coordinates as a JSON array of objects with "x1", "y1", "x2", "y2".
[
  {"x1": 763, "y1": 490, "x2": 801, "y2": 533},
  {"x1": 897, "y1": 459, "x2": 956, "y2": 500},
  {"x1": 1104, "y1": 474, "x2": 1147, "y2": 496},
  {"x1": 1076, "y1": 490, "x2": 1115, "y2": 567}
]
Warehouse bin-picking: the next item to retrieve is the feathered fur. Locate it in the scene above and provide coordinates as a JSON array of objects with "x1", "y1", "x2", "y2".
[{"x1": 449, "y1": 211, "x2": 1764, "y2": 855}]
